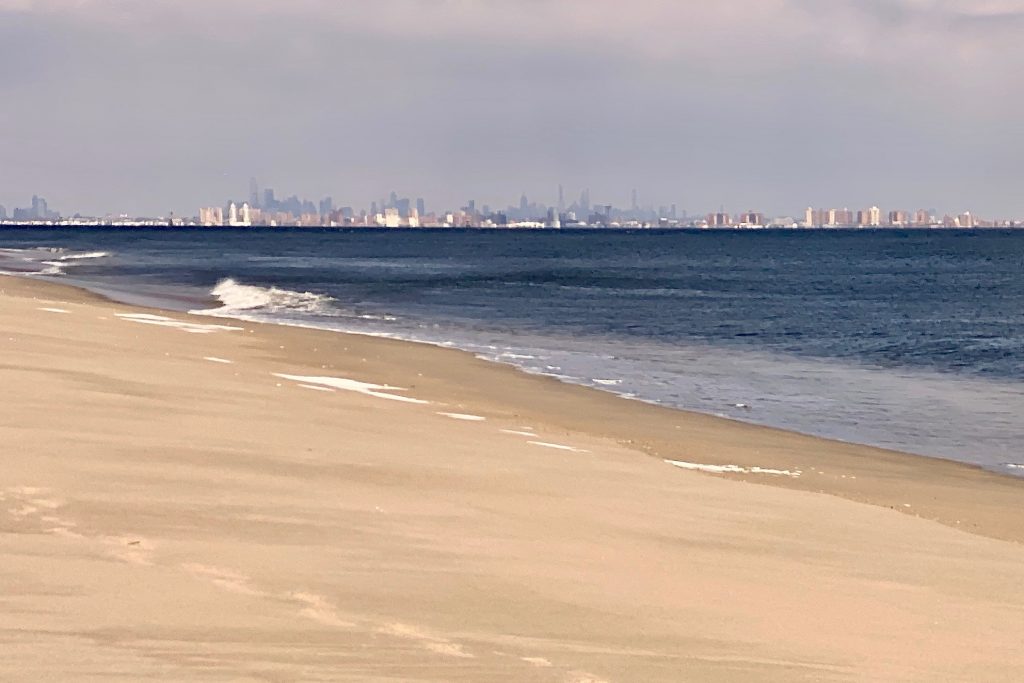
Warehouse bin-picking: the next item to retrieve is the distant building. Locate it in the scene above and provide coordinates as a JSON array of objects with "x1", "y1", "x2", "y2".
[
  {"x1": 707, "y1": 212, "x2": 732, "y2": 227},
  {"x1": 888, "y1": 210, "x2": 909, "y2": 226},
  {"x1": 739, "y1": 211, "x2": 765, "y2": 227},
  {"x1": 869, "y1": 206, "x2": 881, "y2": 227},
  {"x1": 0, "y1": 205, "x2": 6, "y2": 220},
  {"x1": 199, "y1": 207, "x2": 224, "y2": 226}
]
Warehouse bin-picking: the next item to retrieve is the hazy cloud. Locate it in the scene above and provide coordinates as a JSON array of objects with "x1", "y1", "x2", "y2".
[{"x1": 1, "y1": 0, "x2": 1021, "y2": 217}]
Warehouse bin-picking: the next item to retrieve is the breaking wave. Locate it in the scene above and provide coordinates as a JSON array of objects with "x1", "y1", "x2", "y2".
[{"x1": 192, "y1": 278, "x2": 336, "y2": 316}]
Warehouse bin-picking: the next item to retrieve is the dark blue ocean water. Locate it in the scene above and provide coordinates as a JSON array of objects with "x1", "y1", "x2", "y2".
[{"x1": 2, "y1": 227, "x2": 1022, "y2": 473}]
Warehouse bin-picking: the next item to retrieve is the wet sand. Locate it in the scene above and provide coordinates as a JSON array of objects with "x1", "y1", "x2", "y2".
[{"x1": 2, "y1": 274, "x2": 1024, "y2": 681}]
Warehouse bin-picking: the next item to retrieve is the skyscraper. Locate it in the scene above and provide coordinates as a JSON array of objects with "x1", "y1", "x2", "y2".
[
  {"x1": 249, "y1": 178, "x2": 260, "y2": 209},
  {"x1": 416, "y1": 198, "x2": 426, "y2": 217},
  {"x1": 558, "y1": 184, "x2": 565, "y2": 212},
  {"x1": 319, "y1": 196, "x2": 334, "y2": 216}
]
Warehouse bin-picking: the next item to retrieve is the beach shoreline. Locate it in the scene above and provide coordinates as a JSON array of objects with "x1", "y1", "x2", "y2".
[
  {"x1": 9, "y1": 273, "x2": 1024, "y2": 544},
  {"x1": 3, "y1": 272, "x2": 1024, "y2": 680}
]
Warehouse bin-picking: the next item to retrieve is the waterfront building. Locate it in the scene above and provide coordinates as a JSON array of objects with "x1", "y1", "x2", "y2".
[{"x1": 199, "y1": 207, "x2": 224, "y2": 226}]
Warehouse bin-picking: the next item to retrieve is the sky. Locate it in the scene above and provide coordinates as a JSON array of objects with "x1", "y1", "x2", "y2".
[{"x1": 1, "y1": 0, "x2": 1022, "y2": 218}]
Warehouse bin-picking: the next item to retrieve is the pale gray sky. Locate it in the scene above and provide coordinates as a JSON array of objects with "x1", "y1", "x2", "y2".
[{"x1": 1, "y1": 0, "x2": 1022, "y2": 217}]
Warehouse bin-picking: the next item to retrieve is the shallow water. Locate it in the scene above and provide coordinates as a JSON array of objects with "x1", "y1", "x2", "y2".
[{"x1": 2, "y1": 227, "x2": 1022, "y2": 474}]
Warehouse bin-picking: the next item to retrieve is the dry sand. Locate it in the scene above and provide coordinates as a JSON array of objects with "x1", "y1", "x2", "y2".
[{"x1": 2, "y1": 274, "x2": 1024, "y2": 682}]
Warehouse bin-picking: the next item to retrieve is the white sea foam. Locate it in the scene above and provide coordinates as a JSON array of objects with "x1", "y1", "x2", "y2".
[
  {"x1": 192, "y1": 278, "x2": 335, "y2": 316},
  {"x1": 115, "y1": 313, "x2": 243, "y2": 334},
  {"x1": 501, "y1": 429, "x2": 538, "y2": 437},
  {"x1": 57, "y1": 251, "x2": 110, "y2": 261},
  {"x1": 665, "y1": 459, "x2": 802, "y2": 478},
  {"x1": 1005, "y1": 464, "x2": 1024, "y2": 470},
  {"x1": 203, "y1": 357, "x2": 234, "y2": 364},
  {"x1": 437, "y1": 412, "x2": 486, "y2": 421},
  {"x1": 528, "y1": 441, "x2": 590, "y2": 453},
  {"x1": 38, "y1": 307, "x2": 70, "y2": 314},
  {"x1": 274, "y1": 373, "x2": 429, "y2": 404},
  {"x1": 592, "y1": 379, "x2": 622, "y2": 386},
  {"x1": 0, "y1": 248, "x2": 112, "y2": 276}
]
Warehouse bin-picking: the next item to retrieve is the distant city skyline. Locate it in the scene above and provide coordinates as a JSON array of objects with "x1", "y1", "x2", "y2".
[
  {"x1": 2, "y1": 2, "x2": 1023, "y2": 217},
  {"x1": 3, "y1": 183, "x2": 1019, "y2": 230}
]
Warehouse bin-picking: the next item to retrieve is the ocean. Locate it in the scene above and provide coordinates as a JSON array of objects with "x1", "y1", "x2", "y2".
[{"x1": 2, "y1": 227, "x2": 1022, "y2": 474}]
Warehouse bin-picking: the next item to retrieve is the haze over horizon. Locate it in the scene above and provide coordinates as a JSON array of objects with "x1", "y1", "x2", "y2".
[{"x1": 1, "y1": 0, "x2": 1022, "y2": 218}]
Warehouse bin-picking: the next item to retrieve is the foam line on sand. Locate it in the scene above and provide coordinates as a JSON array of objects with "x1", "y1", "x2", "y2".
[
  {"x1": 528, "y1": 441, "x2": 590, "y2": 453},
  {"x1": 273, "y1": 373, "x2": 429, "y2": 404},
  {"x1": 666, "y1": 460, "x2": 802, "y2": 478},
  {"x1": 115, "y1": 313, "x2": 243, "y2": 335},
  {"x1": 437, "y1": 412, "x2": 486, "y2": 421}
]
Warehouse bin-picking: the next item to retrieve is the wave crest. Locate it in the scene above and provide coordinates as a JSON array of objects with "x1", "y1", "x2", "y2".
[{"x1": 194, "y1": 278, "x2": 336, "y2": 316}]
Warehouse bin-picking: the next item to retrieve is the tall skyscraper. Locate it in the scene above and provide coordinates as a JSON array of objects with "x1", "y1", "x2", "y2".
[
  {"x1": 249, "y1": 178, "x2": 260, "y2": 208},
  {"x1": 416, "y1": 198, "x2": 426, "y2": 217},
  {"x1": 31, "y1": 195, "x2": 48, "y2": 220},
  {"x1": 263, "y1": 188, "x2": 276, "y2": 209},
  {"x1": 319, "y1": 196, "x2": 334, "y2": 216},
  {"x1": 520, "y1": 193, "x2": 528, "y2": 211},
  {"x1": 558, "y1": 184, "x2": 565, "y2": 212}
]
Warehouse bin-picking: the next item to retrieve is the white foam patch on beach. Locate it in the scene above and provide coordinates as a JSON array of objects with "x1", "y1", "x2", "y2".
[
  {"x1": 437, "y1": 412, "x2": 486, "y2": 421},
  {"x1": 182, "y1": 563, "x2": 264, "y2": 596},
  {"x1": 521, "y1": 656, "x2": 553, "y2": 667},
  {"x1": 203, "y1": 356, "x2": 234, "y2": 364},
  {"x1": 38, "y1": 307, "x2": 70, "y2": 314},
  {"x1": 529, "y1": 441, "x2": 590, "y2": 453},
  {"x1": 299, "y1": 384, "x2": 336, "y2": 393},
  {"x1": 592, "y1": 379, "x2": 622, "y2": 386},
  {"x1": 379, "y1": 623, "x2": 475, "y2": 659},
  {"x1": 666, "y1": 460, "x2": 802, "y2": 478},
  {"x1": 116, "y1": 313, "x2": 243, "y2": 334},
  {"x1": 1005, "y1": 463, "x2": 1024, "y2": 470},
  {"x1": 289, "y1": 592, "x2": 355, "y2": 628},
  {"x1": 501, "y1": 429, "x2": 538, "y2": 437},
  {"x1": 273, "y1": 373, "x2": 429, "y2": 404}
]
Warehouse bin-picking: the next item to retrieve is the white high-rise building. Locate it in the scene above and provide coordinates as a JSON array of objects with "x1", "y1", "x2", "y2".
[
  {"x1": 199, "y1": 207, "x2": 224, "y2": 226},
  {"x1": 869, "y1": 206, "x2": 881, "y2": 227},
  {"x1": 228, "y1": 202, "x2": 239, "y2": 226},
  {"x1": 240, "y1": 202, "x2": 252, "y2": 226}
]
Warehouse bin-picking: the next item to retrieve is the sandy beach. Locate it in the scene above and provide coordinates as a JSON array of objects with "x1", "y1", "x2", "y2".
[{"x1": 2, "y1": 273, "x2": 1024, "y2": 682}]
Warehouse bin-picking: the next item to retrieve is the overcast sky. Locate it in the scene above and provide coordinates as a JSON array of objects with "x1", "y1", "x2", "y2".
[{"x1": 1, "y1": 0, "x2": 1022, "y2": 217}]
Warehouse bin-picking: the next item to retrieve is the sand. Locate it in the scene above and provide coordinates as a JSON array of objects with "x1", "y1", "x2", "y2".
[{"x1": 2, "y1": 274, "x2": 1024, "y2": 682}]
